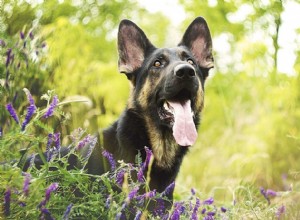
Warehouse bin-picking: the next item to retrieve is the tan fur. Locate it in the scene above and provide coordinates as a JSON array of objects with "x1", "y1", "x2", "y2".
[
  {"x1": 195, "y1": 79, "x2": 204, "y2": 112},
  {"x1": 127, "y1": 82, "x2": 135, "y2": 109},
  {"x1": 137, "y1": 73, "x2": 162, "y2": 109},
  {"x1": 144, "y1": 115, "x2": 178, "y2": 169}
]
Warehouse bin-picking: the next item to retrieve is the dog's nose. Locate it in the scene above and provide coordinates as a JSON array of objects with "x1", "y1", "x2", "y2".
[{"x1": 174, "y1": 64, "x2": 195, "y2": 79}]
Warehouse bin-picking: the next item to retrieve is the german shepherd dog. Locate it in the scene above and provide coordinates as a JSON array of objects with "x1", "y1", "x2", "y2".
[{"x1": 25, "y1": 17, "x2": 213, "y2": 199}]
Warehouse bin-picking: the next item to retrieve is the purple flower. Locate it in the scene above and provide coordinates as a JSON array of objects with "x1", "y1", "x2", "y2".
[
  {"x1": 137, "y1": 189, "x2": 157, "y2": 203},
  {"x1": 0, "y1": 127, "x2": 2, "y2": 137},
  {"x1": 144, "y1": 147, "x2": 153, "y2": 167},
  {"x1": 203, "y1": 197, "x2": 214, "y2": 205},
  {"x1": 115, "y1": 212, "x2": 126, "y2": 220},
  {"x1": 192, "y1": 198, "x2": 200, "y2": 220},
  {"x1": 191, "y1": 188, "x2": 196, "y2": 196},
  {"x1": 46, "y1": 134, "x2": 53, "y2": 161},
  {"x1": 70, "y1": 128, "x2": 84, "y2": 142},
  {"x1": 207, "y1": 211, "x2": 216, "y2": 216},
  {"x1": 6, "y1": 103, "x2": 19, "y2": 124},
  {"x1": 137, "y1": 167, "x2": 144, "y2": 183},
  {"x1": 260, "y1": 187, "x2": 267, "y2": 195},
  {"x1": 23, "y1": 173, "x2": 31, "y2": 196},
  {"x1": 153, "y1": 198, "x2": 166, "y2": 217},
  {"x1": 77, "y1": 134, "x2": 92, "y2": 150},
  {"x1": 63, "y1": 203, "x2": 73, "y2": 220},
  {"x1": 134, "y1": 210, "x2": 142, "y2": 220},
  {"x1": 170, "y1": 202, "x2": 184, "y2": 220},
  {"x1": 116, "y1": 169, "x2": 125, "y2": 186},
  {"x1": 40, "y1": 208, "x2": 54, "y2": 220},
  {"x1": 137, "y1": 147, "x2": 153, "y2": 182},
  {"x1": 20, "y1": 31, "x2": 25, "y2": 39},
  {"x1": 102, "y1": 150, "x2": 116, "y2": 171},
  {"x1": 21, "y1": 91, "x2": 36, "y2": 131},
  {"x1": 201, "y1": 208, "x2": 206, "y2": 214},
  {"x1": 46, "y1": 133, "x2": 53, "y2": 150},
  {"x1": 19, "y1": 201, "x2": 26, "y2": 207},
  {"x1": 260, "y1": 187, "x2": 270, "y2": 204},
  {"x1": 21, "y1": 104, "x2": 36, "y2": 131},
  {"x1": 162, "y1": 181, "x2": 175, "y2": 197},
  {"x1": 43, "y1": 95, "x2": 59, "y2": 118},
  {"x1": 53, "y1": 132, "x2": 61, "y2": 150},
  {"x1": 170, "y1": 209, "x2": 180, "y2": 220},
  {"x1": 4, "y1": 188, "x2": 11, "y2": 216},
  {"x1": 127, "y1": 187, "x2": 139, "y2": 201},
  {"x1": 276, "y1": 205, "x2": 285, "y2": 219},
  {"x1": 162, "y1": 214, "x2": 170, "y2": 220},
  {"x1": 266, "y1": 189, "x2": 277, "y2": 197},
  {"x1": 83, "y1": 136, "x2": 97, "y2": 162},
  {"x1": 39, "y1": 182, "x2": 59, "y2": 207},
  {"x1": 221, "y1": 206, "x2": 227, "y2": 213},
  {"x1": 29, "y1": 31, "x2": 34, "y2": 40},
  {"x1": 6, "y1": 48, "x2": 12, "y2": 67},
  {"x1": 45, "y1": 182, "x2": 58, "y2": 200},
  {"x1": 145, "y1": 189, "x2": 156, "y2": 198},
  {"x1": 46, "y1": 133, "x2": 61, "y2": 161},
  {"x1": 203, "y1": 216, "x2": 214, "y2": 220}
]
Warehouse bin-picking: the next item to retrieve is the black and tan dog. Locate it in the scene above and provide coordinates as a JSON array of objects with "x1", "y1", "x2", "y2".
[
  {"x1": 90, "y1": 17, "x2": 213, "y2": 191},
  {"x1": 26, "y1": 17, "x2": 214, "y2": 198}
]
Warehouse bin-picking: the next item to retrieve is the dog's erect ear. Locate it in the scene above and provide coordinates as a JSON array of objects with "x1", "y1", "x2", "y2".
[
  {"x1": 179, "y1": 17, "x2": 214, "y2": 69},
  {"x1": 118, "y1": 19, "x2": 155, "y2": 77}
]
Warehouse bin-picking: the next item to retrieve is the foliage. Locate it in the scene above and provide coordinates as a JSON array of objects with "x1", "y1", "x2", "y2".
[
  {"x1": 0, "y1": 98, "x2": 295, "y2": 218},
  {"x1": 1, "y1": 0, "x2": 300, "y2": 219}
]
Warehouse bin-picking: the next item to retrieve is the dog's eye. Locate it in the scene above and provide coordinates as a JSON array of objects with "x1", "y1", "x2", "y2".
[
  {"x1": 153, "y1": 60, "x2": 162, "y2": 67},
  {"x1": 187, "y1": 59, "x2": 194, "y2": 65}
]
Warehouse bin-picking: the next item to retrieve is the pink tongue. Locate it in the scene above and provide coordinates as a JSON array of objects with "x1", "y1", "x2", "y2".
[{"x1": 167, "y1": 100, "x2": 198, "y2": 146}]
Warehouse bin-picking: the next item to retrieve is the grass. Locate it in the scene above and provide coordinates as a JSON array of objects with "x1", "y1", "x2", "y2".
[{"x1": 1, "y1": 90, "x2": 299, "y2": 219}]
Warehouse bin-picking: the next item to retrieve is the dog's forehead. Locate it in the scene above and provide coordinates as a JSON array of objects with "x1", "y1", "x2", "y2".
[{"x1": 151, "y1": 47, "x2": 193, "y2": 59}]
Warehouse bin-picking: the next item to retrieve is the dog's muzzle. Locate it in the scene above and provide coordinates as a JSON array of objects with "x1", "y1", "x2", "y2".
[{"x1": 157, "y1": 63, "x2": 199, "y2": 147}]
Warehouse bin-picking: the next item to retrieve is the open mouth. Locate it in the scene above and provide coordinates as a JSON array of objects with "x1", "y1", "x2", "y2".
[{"x1": 157, "y1": 89, "x2": 198, "y2": 147}]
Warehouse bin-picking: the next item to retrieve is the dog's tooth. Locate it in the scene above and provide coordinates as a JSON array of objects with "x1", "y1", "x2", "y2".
[{"x1": 163, "y1": 101, "x2": 169, "y2": 110}]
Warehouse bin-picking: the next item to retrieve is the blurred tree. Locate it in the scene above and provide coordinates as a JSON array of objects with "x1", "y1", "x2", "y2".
[
  {"x1": 179, "y1": 0, "x2": 286, "y2": 75},
  {"x1": 1, "y1": 0, "x2": 36, "y2": 36},
  {"x1": 1, "y1": 0, "x2": 171, "y2": 132},
  {"x1": 38, "y1": 1, "x2": 171, "y2": 131},
  {"x1": 0, "y1": 0, "x2": 52, "y2": 125}
]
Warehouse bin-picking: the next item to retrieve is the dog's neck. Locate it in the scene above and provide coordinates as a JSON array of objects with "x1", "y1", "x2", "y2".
[
  {"x1": 104, "y1": 109, "x2": 187, "y2": 167},
  {"x1": 142, "y1": 114, "x2": 187, "y2": 170},
  {"x1": 103, "y1": 108, "x2": 188, "y2": 190}
]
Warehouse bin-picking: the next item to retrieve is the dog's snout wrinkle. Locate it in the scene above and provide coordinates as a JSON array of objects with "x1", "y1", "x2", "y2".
[{"x1": 174, "y1": 64, "x2": 195, "y2": 79}]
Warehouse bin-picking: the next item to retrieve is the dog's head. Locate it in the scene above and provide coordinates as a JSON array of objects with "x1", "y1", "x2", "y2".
[{"x1": 118, "y1": 17, "x2": 213, "y2": 147}]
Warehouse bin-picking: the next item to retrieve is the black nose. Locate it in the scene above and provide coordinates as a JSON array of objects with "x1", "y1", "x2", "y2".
[{"x1": 174, "y1": 64, "x2": 195, "y2": 79}]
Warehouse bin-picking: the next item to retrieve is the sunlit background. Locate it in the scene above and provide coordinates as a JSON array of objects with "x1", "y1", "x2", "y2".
[{"x1": 1, "y1": 0, "x2": 300, "y2": 205}]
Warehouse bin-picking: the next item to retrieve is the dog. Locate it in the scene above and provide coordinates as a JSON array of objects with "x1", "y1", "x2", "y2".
[
  {"x1": 92, "y1": 16, "x2": 213, "y2": 192},
  {"x1": 24, "y1": 17, "x2": 214, "y2": 198}
]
